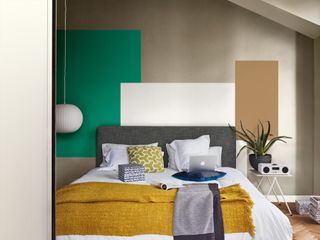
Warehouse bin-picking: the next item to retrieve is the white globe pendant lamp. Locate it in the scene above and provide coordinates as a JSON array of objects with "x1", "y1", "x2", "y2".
[
  {"x1": 56, "y1": 0, "x2": 83, "y2": 133},
  {"x1": 56, "y1": 104, "x2": 83, "y2": 133}
]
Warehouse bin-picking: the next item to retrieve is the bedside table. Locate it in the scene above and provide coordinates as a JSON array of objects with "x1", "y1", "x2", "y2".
[{"x1": 250, "y1": 169, "x2": 292, "y2": 215}]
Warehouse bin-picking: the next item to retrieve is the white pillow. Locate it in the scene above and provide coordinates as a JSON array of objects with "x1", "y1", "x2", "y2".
[
  {"x1": 168, "y1": 135, "x2": 210, "y2": 171},
  {"x1": 167, "y1": 145, "x2": 223, "y2": 171},
  {"x1": 208, "y1": 146, "x2": 223, "y2": 168},
  {"x1": 100, "y1": 142, "x2": 158, "y2": 169},
  {"x1": 166, "y1": 144, "x2": 177, "y2": 170}
]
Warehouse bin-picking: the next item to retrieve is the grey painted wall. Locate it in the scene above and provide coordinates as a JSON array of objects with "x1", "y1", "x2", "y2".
[
  {"x1": 56, "y1": 158, "x2": 95, "y2": 189},
  {"x1": 56, "y1": 0, "x2": 315, "y2": 195},
  {"x1": 58, "y1": 0, "x2": 314, "y2": 83}
]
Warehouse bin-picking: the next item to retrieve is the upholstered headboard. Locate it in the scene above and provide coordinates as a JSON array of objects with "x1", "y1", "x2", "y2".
[{"x1": 96, "y1": 126, "x2": 236, "y2": 168}]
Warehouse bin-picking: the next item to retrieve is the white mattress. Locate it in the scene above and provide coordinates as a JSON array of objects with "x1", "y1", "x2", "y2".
[{"x1": 58, "y1": 167, "x2": 292, "y2": 240}]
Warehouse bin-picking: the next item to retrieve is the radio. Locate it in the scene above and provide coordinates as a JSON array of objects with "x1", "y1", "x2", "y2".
[{"x1": 258, "y1": 163, "x2": 289, "y2": 175}]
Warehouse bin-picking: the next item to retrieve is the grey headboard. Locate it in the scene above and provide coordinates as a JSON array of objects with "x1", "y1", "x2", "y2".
[{"x1": 96, "y1": 126, "x2": 236, "y2": 168}]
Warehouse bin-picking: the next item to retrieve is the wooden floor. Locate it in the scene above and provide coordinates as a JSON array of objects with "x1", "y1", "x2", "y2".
[{"x1": 275, "y1": 203, "x2": 320, "y2": 240}]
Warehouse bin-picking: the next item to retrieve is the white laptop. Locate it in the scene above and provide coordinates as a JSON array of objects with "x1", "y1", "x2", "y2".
[{"x1": 188, "y1": 155, "x2": 218, "y2": 172}]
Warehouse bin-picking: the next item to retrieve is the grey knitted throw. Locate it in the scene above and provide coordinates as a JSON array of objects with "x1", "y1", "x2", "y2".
[{"x1": 173, "y1": 183, "x2": 224, "y2": 240}]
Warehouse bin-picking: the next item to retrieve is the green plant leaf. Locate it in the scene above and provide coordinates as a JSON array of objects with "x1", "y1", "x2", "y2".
[
  {"x1": 240, "y1": 121, "x2": 256, "y2": 147},
  {"x1": 236, "y1": 145, "x2": 248, "y2": 157},
  {"x1": 257, "y1": 124, "x2": 261, "y2": 143},
  {"x1": 237, "y1": 145, "x2": 257, "y2": 156},
  {"x1": 245, "y1": 145, "x2": 257, "y2": 153},
  {"x1": 229, "y1": 124, "x2": 254, "y2": 145},
  {"x1": 257, "y1": 125, "x2": 261, "y2": 150},
  {"x1": 262, "y1": 121, "x2": 271, "y2": 148},
  {"x1": 234, "y1": 125, "x2": 256, "y2": 148},
  {"x1": 237, "y1": 134, "x2": 256, "y2": 148},
  {"x1": 246, "y1": 128, "x2": 257, "y2": 141},
  {"x1": 264, "y1": 136, "x2": 291, "y2": 153},
  {"x1": 259, "y1": 120, "x2": 265, "y2": 145},
  {"x1": 234, "y1": 121, "x2": 291, "y2": 157}
]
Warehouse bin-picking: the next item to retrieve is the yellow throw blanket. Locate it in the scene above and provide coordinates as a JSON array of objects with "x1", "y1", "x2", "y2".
[
  {"x1": 56, "y1": 182, "x2": 254, "y2": 237},
  {"x1": 220, "y1": 184, "x2": 255, "y2": 236}
]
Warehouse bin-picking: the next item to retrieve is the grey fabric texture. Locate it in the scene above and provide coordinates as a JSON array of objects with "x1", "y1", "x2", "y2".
[
  {"x1": 173, "y1": 183, "x2": 224, "y2": 240},
  {"x1": 174, "y1": 233, "x2": 215, "y2": 240},
  {"x1": 96, "y1": 126, "x2": 236, "y2": 168},
  {"x1": 173, "y1": 184, "x2": 214, "y2": 236},
  {"x1": 209, "y1": 184, "x2": 225, "y2": 240}
]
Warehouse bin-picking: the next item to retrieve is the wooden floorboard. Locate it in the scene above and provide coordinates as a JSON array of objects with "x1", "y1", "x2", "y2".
[{"x1": 274, "y1": 202, "x2": 320, "y2": 240}]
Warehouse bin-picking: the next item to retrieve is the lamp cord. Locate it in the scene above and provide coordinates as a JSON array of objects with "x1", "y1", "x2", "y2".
[{"x1": 63, "y1": 0, "x2": 67, "y2": 104}]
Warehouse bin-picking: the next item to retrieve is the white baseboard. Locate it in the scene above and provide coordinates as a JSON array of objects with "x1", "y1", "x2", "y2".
[{"x1": 266, "y1": 195, "x2": 314, "y2": 202}]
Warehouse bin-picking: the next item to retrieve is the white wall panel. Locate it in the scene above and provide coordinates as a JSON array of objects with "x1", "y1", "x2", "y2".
[
  {"x1": 121, "y1": 83, "x2": 235, "y2": 126},
  {"x1": 0, "y1": 0, "x2": 52, "y2": 239}
]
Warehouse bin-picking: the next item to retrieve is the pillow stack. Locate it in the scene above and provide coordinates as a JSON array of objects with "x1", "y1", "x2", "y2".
[
  {"x1": 166, "y1": 135, "x2": 222, "y2": 172},
  {"x1": 166, "y1": 135, "x2": 210, "y2": 171},
  {"x1": 100, "y1": 134, "x2": 223, "y2": 173},
  {"x1": 101, "y1": 142, "x2": 158, "y2": 169}
]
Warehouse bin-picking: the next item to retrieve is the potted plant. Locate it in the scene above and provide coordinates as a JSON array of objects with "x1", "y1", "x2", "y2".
[{"x1": 233, "y1": 121, "x2": 291, "y2": 170}]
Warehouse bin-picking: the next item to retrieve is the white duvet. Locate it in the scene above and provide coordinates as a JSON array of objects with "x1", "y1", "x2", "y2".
[{"x1": 57, "y1": 167, "x2": 292, "y2": 240}]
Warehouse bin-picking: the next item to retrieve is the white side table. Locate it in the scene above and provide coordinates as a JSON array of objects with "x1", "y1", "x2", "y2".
[{"x1": 250, "y1": 169, "x2": 292, "y2": 215}]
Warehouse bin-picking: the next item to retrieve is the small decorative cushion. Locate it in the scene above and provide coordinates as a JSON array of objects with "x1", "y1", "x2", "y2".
[
  {"x1": 128, "y1": 146, "x2": 165, "y2": 173},
  {"x1": 172, "y1": 170, "x2": 226, "y2": 182}
]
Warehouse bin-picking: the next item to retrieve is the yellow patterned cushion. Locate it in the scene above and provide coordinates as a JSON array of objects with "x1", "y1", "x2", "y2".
[{"x1": 127, "y1": 146, "x2": 164, "y2": 173}]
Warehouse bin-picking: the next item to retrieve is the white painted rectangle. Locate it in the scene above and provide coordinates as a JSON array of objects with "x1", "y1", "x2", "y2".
[{"x1": 121, "y1": 83, "x2": 235, "y2": 126}]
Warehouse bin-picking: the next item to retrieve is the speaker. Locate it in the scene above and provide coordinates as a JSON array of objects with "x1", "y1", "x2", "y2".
[{"x1": 258, "y1": 163, "x2": 289, "y2": 175}]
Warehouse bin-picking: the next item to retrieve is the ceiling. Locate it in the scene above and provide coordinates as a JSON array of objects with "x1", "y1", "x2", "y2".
[{"x1": 228, "y1": 0, "x2": 320, "y2": 39}]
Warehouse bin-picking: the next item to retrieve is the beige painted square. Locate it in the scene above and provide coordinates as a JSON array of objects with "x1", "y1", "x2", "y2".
[{"x1": 236, "y1": 61, "x2": 278, "y2": 136}]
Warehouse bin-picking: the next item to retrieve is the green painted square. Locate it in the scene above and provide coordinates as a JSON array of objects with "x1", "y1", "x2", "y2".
[{"x1": 56, "y1": 30, "x2": 141, "y2": 157}]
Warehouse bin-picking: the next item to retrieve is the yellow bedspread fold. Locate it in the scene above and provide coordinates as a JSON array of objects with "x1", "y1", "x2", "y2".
[
  {"x1": 56, "y1": 182, "x2": 254, "y2": 237},
  {"x1": 220, "y1": 184, "x2": 255, "y2": 237}
]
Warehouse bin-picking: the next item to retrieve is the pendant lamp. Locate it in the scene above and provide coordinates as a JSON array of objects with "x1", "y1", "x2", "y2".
[{"x1": 56, "y1": 0, "x2": 83, "y2": 133}]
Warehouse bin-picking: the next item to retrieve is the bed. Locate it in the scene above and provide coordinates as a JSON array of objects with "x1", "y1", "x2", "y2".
[{"x1": 57, "y1": 126, "x2": 292, "y2": 240}]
